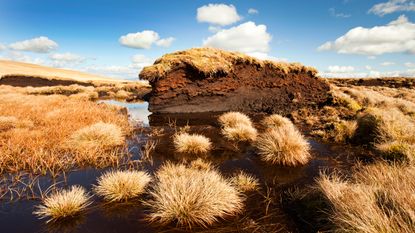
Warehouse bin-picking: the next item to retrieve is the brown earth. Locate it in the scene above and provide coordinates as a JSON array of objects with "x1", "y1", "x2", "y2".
[
  {"x1": 0, "y1": 75, "x2": 94, "y2": 87},
  {"x1": 140, "y1": 48, "x2": 331, "y2": 114},
  {"x1": 329, "y1": 77, "x2": 415, "y2": 88}
]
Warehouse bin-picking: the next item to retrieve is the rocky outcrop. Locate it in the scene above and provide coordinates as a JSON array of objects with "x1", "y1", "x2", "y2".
[{"x1": 140, "y1": 48, "x2": 330, "y2": 114}]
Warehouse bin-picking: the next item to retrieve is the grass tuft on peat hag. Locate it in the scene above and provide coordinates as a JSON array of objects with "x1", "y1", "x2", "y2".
[
  {"x1": 218, "y1": 112, "x2": 253, "y2": 128},
  {"x1": 146, "y1": 162, "x2": 244, "y2": 228},
  {"x1": 230, "y1": 171, "x2": 260, "y2": 192},
  {"x1": 140, "y1": 48, "x2": 318, "y2": 82},
  {"x1": 33, "y1": 186, "x2": 92, "y2": 222},
  {"x1": 94, "y1": 170, "x2": 152, "y2": 202}
]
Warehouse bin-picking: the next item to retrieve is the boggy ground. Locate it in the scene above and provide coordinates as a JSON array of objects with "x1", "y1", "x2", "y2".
[{"x1": 1, "y1": 77, "x2": 415, "y2": 232}]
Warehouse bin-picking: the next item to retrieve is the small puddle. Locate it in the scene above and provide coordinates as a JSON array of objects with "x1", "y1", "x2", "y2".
[{"x1": 0, "y1": 104, "x2": 364, "y2": 233}]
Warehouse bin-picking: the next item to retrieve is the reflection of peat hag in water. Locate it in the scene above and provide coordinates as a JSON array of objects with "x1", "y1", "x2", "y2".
[
  {"x1": 0, "y1": 110, "x2": 361, "y2": 233},
  {"x1": 99, "y1": 100, "x2": 151, "y2": 126}
]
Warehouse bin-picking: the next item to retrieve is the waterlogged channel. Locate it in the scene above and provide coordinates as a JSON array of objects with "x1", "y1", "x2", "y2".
[{"x1": 0, "y1": 100, "x2": 364, "y2": 233}]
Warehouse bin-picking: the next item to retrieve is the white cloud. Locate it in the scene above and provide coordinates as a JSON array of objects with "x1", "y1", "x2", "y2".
[
  {"x1": 197, "y1": 4, "x2": 241, "y2": 26},
  {"x1": 329, "y1": 8, "x2": 351, "y2": 18},
  {"x1": 320, "y1": 68, "x2": 415, "y2": 78},
  {"x1": 48, "y1": 52, "x2": 86, "y2": 68},
  {"x1": 248, "y1": 8, "x2": 259, "y2": 14},
  {"x1": 327, "y1": 65, "x2": 355, "y2": 73},
  {"x1": 155, "y1": 37, "x2": 175, "y2": 47},
  {"x1": 130, "y1": 54, "x2": 154, "y2": 70},
  {"x1": 9, "y1": 36, "x2": 58, "y2": 53},
  {"x1": 369, "y1": 0, "x2": 415, "y2": 16},
  {"x1": 119, "y1": 30, "x2": 174, "y2": 49},
  {"x1": 365, "y1": 65, "x2": 373, "y2": 70},
  {"x1": 208, "y1": 26, "x2": 222, "y2": 33},
  {"x1": 318, "y1": 15, "x2": 415, "y2": 56},
  {"x1": 203, "y1": 21, "x2": 272, "y2": 56},
  {"x1": 2, "y1": 51, "x2": 45, "y2": 65},
  {"x1": 0, "y1": 43, "x2": 6, "y2": 51},
  {"x1": 405, "y1": 62, "x2": 415, "y2": 67},
  {"x1": 380, "y1": 61, "x2": 395, "y2": 66}
]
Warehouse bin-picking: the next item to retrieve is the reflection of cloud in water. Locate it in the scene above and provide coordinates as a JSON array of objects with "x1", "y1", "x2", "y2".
[{"x1": 99, "y1": 100, "x2": 151, "y2": 126}]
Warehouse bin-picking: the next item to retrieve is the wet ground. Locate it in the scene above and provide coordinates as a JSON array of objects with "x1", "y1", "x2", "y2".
[{"x1": 0, "y1": 100, "x2": 367, "y2": 233}]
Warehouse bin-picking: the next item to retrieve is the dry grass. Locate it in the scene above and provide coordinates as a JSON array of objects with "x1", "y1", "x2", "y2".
[
  {"x1": 318, "y1": 162, "x2": 415, "y2": 233},
  {"x1": 146, "y1": 162, "x2": 244, "y2": 228},
  {"x1": 0, "y1": 90, "x2": 131, "y2": 174},
  {"x1": 332, "y1": 120, "x2": 358, "y2": 143},
  {"x1": 218, "y1": 112, "x2": 253, "y2": 128},
  {"x1": 173, "y1": 132, "x2": 212, "y2": 154},
  {"x1": 256, "y1": 126, "x2": 310, "y2": 166},
  {"x1": 94, "y1": 170, "x2": 152, "y2": 202},
  {"x1": 222, "y1": 123, "x2": 258, "y2": 142},
  {"x1": 355, "y1": 107, "x2": 415, "y2": 161},
  {"x1": 190, "y1": 158, "x2": 213, "y2": 170},
  {"x1": 0, "y1": 59, "x2": 129, "y2": 83},
  {"x1": 230, "y1": 171, "x2": 260, "y2": 192},
  {"x1": 33, "y1": 186, "x2": 92, "y2": 222},
  {"x1": 67, "y1": 122, "x2": 125, "y2": 151},
  {"x1": 140, "y1": 48, "x2": 317, "y2": 82},
  {"x1": 261, "y1": 114, "x2": 294, "y2": 129},
  {"x1": 0, "y1": 115, "x2": 33, "y2": 131}
]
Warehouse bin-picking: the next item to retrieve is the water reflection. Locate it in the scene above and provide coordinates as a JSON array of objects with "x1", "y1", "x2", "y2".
[{"x1": 99, "y1": 100, "x2": 151, "y2": 126}]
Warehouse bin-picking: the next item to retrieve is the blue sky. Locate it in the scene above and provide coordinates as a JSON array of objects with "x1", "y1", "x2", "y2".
[{"x1": 1, "y1": 0, "x2": 415, "y2": 79}]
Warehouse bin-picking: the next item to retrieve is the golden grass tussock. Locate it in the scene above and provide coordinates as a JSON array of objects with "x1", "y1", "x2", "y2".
[
  {"x1": 67, "y1": 122, "x2": 125, "y2": 151},
  {"x1": 230, "y1": 171, "x2": 260, "y2": 192},
  {"x1": 173, "y1": 132, "x2": 212, "y2": 154},
  {"x1": 261, "y1": 114, "x2": 294, "y2": 129},
  {"x1": 318, "y1": 162, "x2": 415, "y2": 233},
  {"x1": 355, "y1": 107, "x2": 415, "y2": 161},
  {"x1": 33, "y1": 186, "x2": 92, "y2": 222},
  {"x1": 256, "y1": 125, "x2": 311, "y2": 166},
  {"x1": 332, "y1": 120, "x2": 357, "y2": 143},
  {"x1": 0, "y1": 115, "x2": 33, "y2": 131},
  {"x1": 218, "y1": 112, "x2": 253, "y2": 128},
  {"x1": 190, "y1": 158, "x2": 213, "y2": 170},
  {"x1": 222, "y1": 123, "x2": 258, "y2": 142},
  {"x1": 94, "y1": 170, "x2": 152, "y2": 202},
  {"x1": 0, "y1": 90, "x2": 131, "y2": 174},
  {"x1": 146, "y1": 162, "x2": 244, "y2": 228},
  {"x1": 139, "y1": 48, "x2": 317, "y2": 82}
]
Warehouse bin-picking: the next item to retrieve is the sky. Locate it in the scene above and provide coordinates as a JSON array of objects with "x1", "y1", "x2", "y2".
[{"x1": 0, "y1": 0, "x2": 415, "y2": 79}]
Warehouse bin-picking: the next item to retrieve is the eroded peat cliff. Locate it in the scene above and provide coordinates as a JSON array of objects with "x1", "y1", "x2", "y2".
[{"x1": 140, "y1": 48, "x2": 330, "y2": 114}]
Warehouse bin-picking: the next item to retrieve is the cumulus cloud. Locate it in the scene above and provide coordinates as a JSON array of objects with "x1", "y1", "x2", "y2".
[
  {"x1": 380, "y1": 61, "x2": 395, "y2": 66},
  {"x1": 0, "y1": 43, "x2": 6, "y2": 51},
  {"x1": 327, "y1": 65, "x2": 355, "y2": 73},
  {"x1": 119, "y1": 30, "x2": 174, "y2": 49},
  {"x1": 2, "y1": 51, "x2": 45, "y2": 65},
  {"x1": 155, "y1": 37, "x2": 175, "y2": 47},
  {"x1": 248, "y1": 8, "x2": 259, "y2": 14},
  {"x1": 130, "y1": 54, "x2": 154, "y2": 70},
  {"x1": 329, "y1": 8, "x2": 351, "y2": 18},
  {"x1": 369, "y1": 0, "x2": 415, "y2": 16},
  {"x1": 203, "y1": 21, "x2": 272, "y2": 58},
  {"x1": 405, "y1": 62, "x2": 415, "y2": 67},
  {"x1": 197, "y1": 4, "x2": 241, "y2": 26},
  {"x1": 9, "y1": 36, "x2": 58, "y2": 53},
  {"x1": 318, "y1": 15, "x2": 415, "y2": 56},
  {"x1": 48, "y1": 52, "x2": 86, "y2": 68}
]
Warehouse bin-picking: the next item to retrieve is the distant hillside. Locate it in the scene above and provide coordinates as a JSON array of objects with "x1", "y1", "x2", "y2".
[{"x1": 0, "y1": 59, "x2": 127, "y2": 83}]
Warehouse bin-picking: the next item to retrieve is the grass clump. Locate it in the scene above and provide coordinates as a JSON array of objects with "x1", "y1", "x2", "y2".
[
  {"x1": 67, "y1": 122, "x2": 125, "y2": 151},
  {"x1": 94, "y1": 170, "x2": 152, "y2": 202},
  {"x1": 256, "y1": 125, "x2": 311, "y2": 166},
  {"x1": 230, "y1": 171, "x2": 260, "y2": 192},
  {"x1": 173, "y1": 132, "x2": 212, "y2": 154},
  {"x1": 355, "y1": 107, "x2": 415, "y2": 162},
  {"x1": 261, "y1": 114, "x2": 293, "y2": 129},
  {"x1": 332, "y1": 120, "x2": 357, "y2": 143},
  {"x1": 218, "y1": 112, "x2": 253, "y2": 128},
  {"x1": 222, "y1": 123, "x2": 258, "y2": 142},
  {"x1": 146, "y1": 162, "x2": 244, "y2": 228},
  {"x1": 318, "y1": 162, "x2": 415, "y2": 233},
  {"x1": 33, "y1": 186, "x2": 92, "y2": 222}
]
